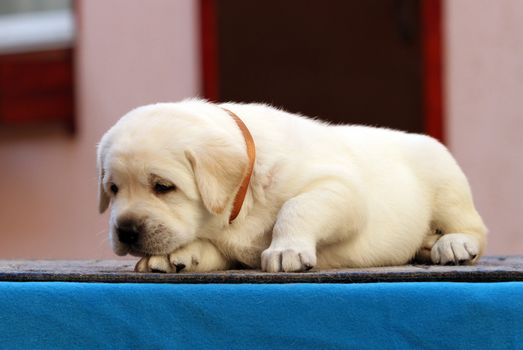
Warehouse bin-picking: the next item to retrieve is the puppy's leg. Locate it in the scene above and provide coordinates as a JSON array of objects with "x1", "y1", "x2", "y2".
[
  {"x1": 262, "y1": 182, "x2": 360, "y2": 272},
  {"x1": 430, "y1": 175, "x2": 487, "y2": 265},
  {"x1": 135, "y1": 239, "x2": 231, "y2": 273}
]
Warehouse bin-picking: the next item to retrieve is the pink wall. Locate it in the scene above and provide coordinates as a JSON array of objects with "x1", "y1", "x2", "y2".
[
  {"x1": 445, "y1": 0, "x2": 523, "y2": 254},
  {"x1": 0, "y1": 0, "x2": 200, "y2": 258}
]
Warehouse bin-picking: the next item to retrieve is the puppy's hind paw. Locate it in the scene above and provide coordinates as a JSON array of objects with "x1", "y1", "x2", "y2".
[{"x1": 431, "y1": 233, "x2": 480, "y2": 265}]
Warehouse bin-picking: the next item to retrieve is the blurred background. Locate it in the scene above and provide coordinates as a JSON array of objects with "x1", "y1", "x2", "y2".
[{"x1": 0, "y1": 0, "x2": 521, "y2": 259}]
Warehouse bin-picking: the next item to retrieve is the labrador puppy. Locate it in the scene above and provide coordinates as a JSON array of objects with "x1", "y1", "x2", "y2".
[{"x1": 97, "y1": 100, "x2": 487, "y2": 273}]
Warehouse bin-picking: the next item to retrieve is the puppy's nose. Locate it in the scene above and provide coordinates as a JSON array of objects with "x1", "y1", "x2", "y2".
[{"x1": 116, "y1": 219, "x2": 141, "y2": 245}]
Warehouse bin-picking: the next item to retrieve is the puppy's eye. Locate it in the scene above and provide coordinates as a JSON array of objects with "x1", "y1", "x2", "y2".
[
  {"x1": 110, "y1": 183, "x2": 119, "y2": 195},
  {"x1": 154, "y1": 183, "x2": 176, "y2": 195}
]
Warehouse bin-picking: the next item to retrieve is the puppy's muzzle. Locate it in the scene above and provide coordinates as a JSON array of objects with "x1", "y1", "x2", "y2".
[{"x1": 116, "y1": 219, "x2": 142, "y2": 245}]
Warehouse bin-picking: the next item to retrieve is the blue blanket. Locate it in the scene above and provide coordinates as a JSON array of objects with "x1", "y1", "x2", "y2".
[{"x1": 0, "y1": 282, "x2": 521, "y2": 349}]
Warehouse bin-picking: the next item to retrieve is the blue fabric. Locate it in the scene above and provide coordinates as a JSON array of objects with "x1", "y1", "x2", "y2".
[{"x1": 0, "y1": 282, "x2": 522, "y2": 349}]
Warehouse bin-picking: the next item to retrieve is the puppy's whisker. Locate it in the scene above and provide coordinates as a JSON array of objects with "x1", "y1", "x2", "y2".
[
  {"x1": 95, "y1": 229, "x2": 108, "y2": 237},
  {"x1": 96, "y1": 236, "x2": 109, "y2": 249}
]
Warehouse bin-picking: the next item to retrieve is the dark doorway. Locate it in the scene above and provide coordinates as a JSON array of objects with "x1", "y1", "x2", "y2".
[{"x1": 201, "y1": 0, "x2": 442, "y2": 138}]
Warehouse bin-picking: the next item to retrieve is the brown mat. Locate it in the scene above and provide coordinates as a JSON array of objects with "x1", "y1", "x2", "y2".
[{"x1": 0, "y1": 256, "x2": 521, "y2": 284}]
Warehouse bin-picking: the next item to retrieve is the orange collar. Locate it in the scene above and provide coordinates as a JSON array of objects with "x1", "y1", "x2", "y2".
[{"x1": 221, "y1": 107, "x2": 256, "y2": 224}]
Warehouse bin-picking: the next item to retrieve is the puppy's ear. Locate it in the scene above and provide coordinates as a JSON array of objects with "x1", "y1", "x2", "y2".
[
  {"x1": 97, "y1": 141, "x2": 110, "y2": 214},
  {"x1": 185, "y1": 138, "x2": 247, "y2": 215}
]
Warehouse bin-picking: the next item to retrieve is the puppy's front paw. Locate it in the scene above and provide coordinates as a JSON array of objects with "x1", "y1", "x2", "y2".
[
  {"x1": 134, "y1": 252, "x2": 201, "y2": 274},
  {"x1": 261, "y1": 246, "x2": 317, "y2": 272},
  {"x1": 431, "y1": 233, "x2": 480, "y2": 265},
  {"x1": 168, "y1": 247, "x2": 201, "y2": 273},
  {"x1": 135, "y1": 255, "x2": 173, "y2": 273}
]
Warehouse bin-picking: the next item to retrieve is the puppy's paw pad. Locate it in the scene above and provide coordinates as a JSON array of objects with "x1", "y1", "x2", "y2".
[
  {"x1": 261, "y1": 247, "x2": 316, "y2": 272},
  {"x1": 431, "y1": 233, "x2": 480, "y2": 265}
]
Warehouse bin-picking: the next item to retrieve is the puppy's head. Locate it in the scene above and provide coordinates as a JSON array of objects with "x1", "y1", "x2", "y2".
[{"x1": 97, "y1": 102, "x2": 247, "y2": 256}]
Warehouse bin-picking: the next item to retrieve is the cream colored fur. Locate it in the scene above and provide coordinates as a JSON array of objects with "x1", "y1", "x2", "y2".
[{"x1": 97, "y1": 100, "x2": 487, "y2": 272}]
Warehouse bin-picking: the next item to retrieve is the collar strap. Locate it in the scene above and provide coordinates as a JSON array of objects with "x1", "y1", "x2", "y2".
[{"x1": 221, "y1": 107, "x2": 256, "y2": 224}]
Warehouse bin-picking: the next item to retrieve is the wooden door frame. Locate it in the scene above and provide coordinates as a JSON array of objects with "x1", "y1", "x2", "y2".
[{"x1": 421, "y1": 0, "x2": 444, "y2": 142}]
